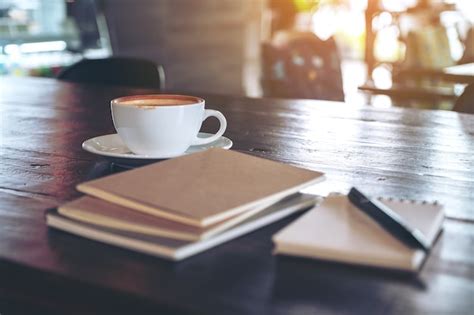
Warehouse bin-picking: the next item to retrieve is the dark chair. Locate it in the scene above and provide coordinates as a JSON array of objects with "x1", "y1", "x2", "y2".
[
  {"x1": 261, "y1": 34, "x2": 344, "y2": 101},
  {"x1": 57, "y1": 57, "x2": 165, "y2": 89},
  {"x1": 453, "y1": 84, "x2": 474, "y2": 114}
]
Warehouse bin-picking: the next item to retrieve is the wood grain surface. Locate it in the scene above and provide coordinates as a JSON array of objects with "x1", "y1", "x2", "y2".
[{"x1": 0, "y1": 77, "x2": 473, "y2": 314}]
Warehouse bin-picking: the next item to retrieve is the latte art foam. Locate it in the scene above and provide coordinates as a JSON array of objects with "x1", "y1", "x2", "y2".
[{"x1": 114, "y1": 95, "x2": 202, "y2": 108}]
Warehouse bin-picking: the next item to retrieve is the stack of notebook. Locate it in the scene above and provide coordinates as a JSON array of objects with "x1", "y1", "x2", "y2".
[{"x1": 47, "y1": 148, "x2": 325, "y2": 260}]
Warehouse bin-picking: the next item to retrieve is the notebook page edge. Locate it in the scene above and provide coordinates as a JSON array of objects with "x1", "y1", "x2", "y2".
[
  {"x1": 47, "y1": 213, "x2": 180, "y2": 260},
  {"x1": 58, "y1": 204, "x2": 200, "y2": 242},
  {"x1": 275, "y1": 242, "x2": 419, "y2": 271}
]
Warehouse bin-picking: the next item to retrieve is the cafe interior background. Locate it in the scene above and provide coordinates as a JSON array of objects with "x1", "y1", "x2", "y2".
[{"x1": 0, "y1": 0, "x2": 473, "y2": 111}]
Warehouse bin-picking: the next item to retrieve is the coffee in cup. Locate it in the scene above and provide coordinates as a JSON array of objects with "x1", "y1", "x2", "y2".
[{"x1": 111, "y1": 94, "x2": 227, "y2": 157}]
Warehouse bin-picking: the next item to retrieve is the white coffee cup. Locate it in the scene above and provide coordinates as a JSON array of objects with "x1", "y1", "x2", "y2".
[{"x1": 111, "y1": 94, "x2": 227, "y2": 157}]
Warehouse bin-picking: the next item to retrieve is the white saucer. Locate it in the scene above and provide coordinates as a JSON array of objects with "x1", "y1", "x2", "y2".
[{"x1": 82, "y1": 133, "x2": 233, "y2": 166}]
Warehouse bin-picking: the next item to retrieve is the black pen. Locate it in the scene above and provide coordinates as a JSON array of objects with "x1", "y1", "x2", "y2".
[{"x1": 348, "y1": 187, "x2": 430, "y2": 252}]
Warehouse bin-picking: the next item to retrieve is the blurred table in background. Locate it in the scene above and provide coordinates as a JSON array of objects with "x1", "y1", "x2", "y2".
[
  {"x1": 359, "y1": 63, "x2": 474, "y2": 109},
  {"x1": 396, "y1": 63, "x2": 474, "y2": 85}
]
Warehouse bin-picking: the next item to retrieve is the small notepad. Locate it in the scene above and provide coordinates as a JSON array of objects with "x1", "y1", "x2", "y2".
[{"x1": 273, "y1": 195, "x2": 444, "y2": 271}]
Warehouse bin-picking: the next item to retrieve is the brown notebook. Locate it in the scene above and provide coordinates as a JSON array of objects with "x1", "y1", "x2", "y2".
[
  {"x1": 77, "y1": 148, "x2": 324, "y2": 227},
  {"x1": 58, "y1": 195, "x2": 296, "y2": 241},
  {"x1": 48, "y1": 193, "x2": 319, "y2": 260}
]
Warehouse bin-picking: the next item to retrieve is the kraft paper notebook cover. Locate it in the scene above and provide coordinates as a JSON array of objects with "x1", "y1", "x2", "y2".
[
  {"x1": 58, "y1": 195, "x2": 293, "y2": 241},
  {"x1": 273, "y1": 195, "x2": 444, "y2": 271},
  {"x1": 47, "y1": 193, "x2": 319, "y2": 261},
  {"x1": 77, "y1": 148, "x2": 324, "y2": 227}
]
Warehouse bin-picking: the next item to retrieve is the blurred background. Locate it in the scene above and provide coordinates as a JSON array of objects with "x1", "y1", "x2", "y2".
[{"x1": 1, "y1": 0, "x2": 473, "y2": 110}]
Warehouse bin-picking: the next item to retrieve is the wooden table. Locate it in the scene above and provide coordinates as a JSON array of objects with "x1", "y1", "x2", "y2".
[{"x1": 1, "y1": 77, "x2": 473, "y2": 314}]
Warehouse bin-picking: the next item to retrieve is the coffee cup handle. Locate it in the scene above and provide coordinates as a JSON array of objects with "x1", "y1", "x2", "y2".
[{"x1": 191, "y1": 109, "x2": 227, "y2": 146}]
